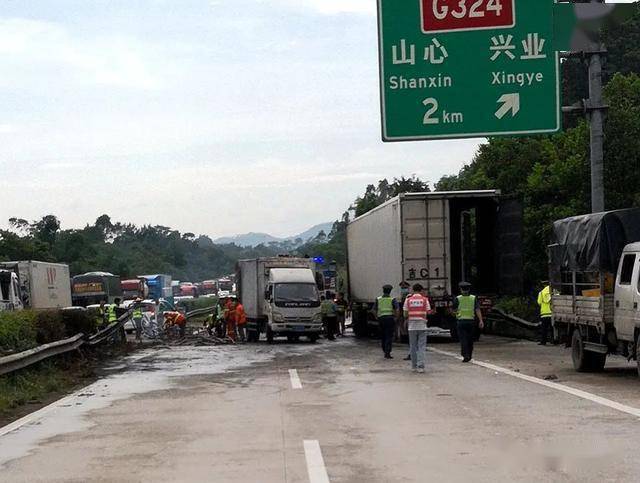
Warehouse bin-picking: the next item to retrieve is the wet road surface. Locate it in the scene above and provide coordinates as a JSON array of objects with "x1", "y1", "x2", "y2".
[{"x1": 3, "y1": 335, "x2": 640, "y2": 482}]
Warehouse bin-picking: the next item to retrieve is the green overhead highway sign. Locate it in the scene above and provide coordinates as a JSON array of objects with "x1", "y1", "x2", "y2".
[{"x1": 377, "y1": 0, "x2": 561, "y2": 141}]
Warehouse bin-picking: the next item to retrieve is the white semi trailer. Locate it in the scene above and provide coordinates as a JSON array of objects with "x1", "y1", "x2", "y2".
[
  {"x1": 346, "y1": 191, "x2": 523, "y2": 338},
  {"x1": 236, "y1": 257, "x2": 323, "y2": 343},
  {"x1": 0, "y1": 261, "x2": 72, "y2": 311}
]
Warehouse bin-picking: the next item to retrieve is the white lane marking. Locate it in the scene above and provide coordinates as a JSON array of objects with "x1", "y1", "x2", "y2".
[
  {"x1": 304, "y1": 440, "x2": 330, "y2": 483},
  {"x1": 429, "y1": 347, "x2": 640, "y2": 419},
  {"x1": 289, "y1": 369, "x2": 303, "y2": 389}
]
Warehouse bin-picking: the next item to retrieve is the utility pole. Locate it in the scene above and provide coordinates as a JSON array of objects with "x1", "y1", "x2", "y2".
[
  {"x1": 587, "y1": 0, "x2": 606, "y2": 213},
  {"x1": 561, "y1": 0, "x2": 609, "y2": 213}
]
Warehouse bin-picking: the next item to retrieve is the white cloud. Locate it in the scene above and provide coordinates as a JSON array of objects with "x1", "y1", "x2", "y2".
[
  {"x1": 268, "y1": 0, "x2": 376, "y2": 16},
  {"x1": 0, "y1": 18, "x2": 162, "y2": 90}
]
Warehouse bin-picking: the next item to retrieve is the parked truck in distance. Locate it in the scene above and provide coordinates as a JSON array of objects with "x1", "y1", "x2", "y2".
[
  {"x1": 121, "y1": 278, "x2": 149, "y2": 301},
  {"x1": 140, "y1": 274, "x2": 173, "y2": 303},
  {"x1": 236, "y1": 257, "x2": 323, "y2": 343},
  {"x1": 72, "y1": 272, "x2": 122, "y2": 307},
  {"x1": 217, "y1": 277, "x2": 234, "y2": 297},
  {"x1": 0, "y1": 261, "x2": 72, "y2": 311},
  {"x1": 347, "y1": 191, "x2": 523, "y2": 339},
  {"x1": 550, "y1": 209, "x2": 640, "y2": 374}
]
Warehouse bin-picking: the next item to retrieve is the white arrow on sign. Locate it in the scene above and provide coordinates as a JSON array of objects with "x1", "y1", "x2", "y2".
[{"x1": 495, "y1": 93, "x2": 520, "y2": 119}]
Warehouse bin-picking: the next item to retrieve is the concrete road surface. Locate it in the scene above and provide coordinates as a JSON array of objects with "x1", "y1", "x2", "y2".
[{"x1": 3, "y1": 335, "x2": 640, "y2": 482}]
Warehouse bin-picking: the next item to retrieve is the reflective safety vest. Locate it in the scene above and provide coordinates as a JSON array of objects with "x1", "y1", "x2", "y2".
[
  {"x1": 106, "y1": 304, "x2": 118, "y2": 323},
  {"x1": 377, "y1": 296, "x2": 395, "y2": 317},
  {"x1": 406, "y1": 294, "x2": 428, "y2": 319},
  {"x1": 133, "y1": 306, "x2": 143, "y2": 318},
  {"x1": 537, "y1": 285, "x2": 552, "y2": 317},
  {"x1": 456, "y1": 295, "x2": 476, "y2": 320},
  {"x1": 320, "y1": 300, "x2": 337, "y2": 317}
]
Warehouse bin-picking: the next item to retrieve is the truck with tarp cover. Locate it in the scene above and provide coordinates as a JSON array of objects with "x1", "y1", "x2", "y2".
[
  {"x1": 550, "y1": 208, "x2": 640, "y2": 374},
  {"x1": 347, "y1": 191, "x2": 523, "y2": 339},
  {"x1": 72, "y1": 272, "x2": 122, "y2": 307}
]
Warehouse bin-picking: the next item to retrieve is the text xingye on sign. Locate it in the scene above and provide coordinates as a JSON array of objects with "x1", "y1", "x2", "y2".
[{"x1": 377, "y1": 0, "x2": 561, "y2": 141}]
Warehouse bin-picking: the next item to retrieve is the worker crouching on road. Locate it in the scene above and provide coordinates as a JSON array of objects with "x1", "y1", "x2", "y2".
[
  {"x1": 374, "y1": 284, "x2": 399, "y2": 359},
  {"x1": 453, "y1": 282, "x2": 484, "y2": 363},
  {"x1": 234, "y1": 299, "x2": 247, "y2": 343},
  {"x1": 537, "y1": 281, "x2": 553, "y2": 345},
  {"x1": 164, "y1": 311, "x2": 187, "y2": 338},
  {"x1": 403, "y1": 284, "x2": 430, "y2": 373},
  {"x1": 320, "y1": 294, "x2": 339, "y2": 341}
]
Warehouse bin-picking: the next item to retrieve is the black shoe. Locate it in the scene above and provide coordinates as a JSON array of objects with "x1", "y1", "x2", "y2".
[
  {"x1": 403, "y1": 355, "x2": 411, "y2": 361},
  {"x1": 384, "y1": 354, "x2": 393, "y2": 359},
  {"x1": 462, "y1": 358, "x2": 471, "y2": 363},
  {"x1": 538, "y1": 342, "x2": 547, "y2": 346}
]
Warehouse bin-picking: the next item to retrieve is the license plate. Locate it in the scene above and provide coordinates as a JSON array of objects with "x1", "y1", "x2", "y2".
[{"x1": 294, "y1": 326, "x2": 305, "y2": 332}]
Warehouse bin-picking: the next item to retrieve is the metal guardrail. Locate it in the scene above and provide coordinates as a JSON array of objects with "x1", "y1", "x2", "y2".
[
  {"x1": 87, "y1": 308, "x2": 133, "y2": 346},
  {"x1": 185, "y1": 306, "x2": 217, "y2": 320},
  {"x1": 0, "y1": 334, "x2": 85, "y2": 376},
  {"x1": 0, "y1": 307, "x2": 135, "y2": 376}
]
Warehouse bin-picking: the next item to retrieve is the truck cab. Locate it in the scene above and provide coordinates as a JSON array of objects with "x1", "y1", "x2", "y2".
[
  {"x1": 613, "y1": 243, "x2": 640, "y2": 342},
  {"x1": 264, "y1": 268, "x2": 323, "y2": 343},
  {"x1": 0, "y1": 270, "x2": 23, "y2": 311}
]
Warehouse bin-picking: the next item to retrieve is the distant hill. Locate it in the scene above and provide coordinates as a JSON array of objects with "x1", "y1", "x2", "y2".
[{"x1": 214, "y1": 222, "x2": 334, "y2": 247}]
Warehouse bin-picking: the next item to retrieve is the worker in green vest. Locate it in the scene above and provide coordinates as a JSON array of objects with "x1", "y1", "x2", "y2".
[
  {"x1": 373, "y1": 284, "x2": 399, "y2": 359},
  {"x1": 95, "y1": 300, "x2": 107, "y2": 331},
  {"x1": 537, "y1": 282, "x2": 553, "y2": 345},
  {"x1": 132, "y1": 298, "x2": 144, "y2": 343},
  {"x1": 452, "y1": 282, "x2": 484, "y2": 363}
]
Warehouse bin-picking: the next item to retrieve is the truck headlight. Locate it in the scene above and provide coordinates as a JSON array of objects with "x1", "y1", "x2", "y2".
[{"x1": 272, "y1": 312, "x2": 284, "y2": 323}]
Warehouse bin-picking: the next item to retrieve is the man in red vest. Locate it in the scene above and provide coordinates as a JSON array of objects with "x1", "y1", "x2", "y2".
[{"x1": 403, "y1": 283, "x2": 431, "y2": 373}]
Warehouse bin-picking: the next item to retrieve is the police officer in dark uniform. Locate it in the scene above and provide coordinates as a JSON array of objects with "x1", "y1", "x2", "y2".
[{"x1": 452, "y1": 282, "x2": 484, "y2": 362}]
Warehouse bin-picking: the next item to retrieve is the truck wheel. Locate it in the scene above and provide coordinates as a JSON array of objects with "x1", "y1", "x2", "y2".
[
  {"x1": 248, "y1": 330, "x2": 259, "y2": 343},
  {"x1": 588, "y1": 352, "x2": 606, "y2": 372},
  {"x1": 571, "y1": 330, "x2": 591, "y2": 372},
  {"x1": 308, "y1": 334, "x2": 319, "y2": 343},
  {"x1": 266, "y1": 326, "x2": 274, "y2": 344}
]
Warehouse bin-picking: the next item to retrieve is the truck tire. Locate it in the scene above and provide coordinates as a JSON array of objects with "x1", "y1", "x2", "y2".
[
  {"x1": 308, "y1": 334, "x2": 319, "y2": 343},
  {"x1": 266, "y1": 326, "x2": 274, "y2": 344},
  {"x1": 248, "y1": 330, "x2": 259, "y2": 343},
  {"x1": 571, "y1": 330, "x2": 605, "y2": 372}
]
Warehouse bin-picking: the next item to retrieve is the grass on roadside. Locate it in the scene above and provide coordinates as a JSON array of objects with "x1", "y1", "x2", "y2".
[{"x1": 0, "y1": 360, "x2": 91, "y2": 417}]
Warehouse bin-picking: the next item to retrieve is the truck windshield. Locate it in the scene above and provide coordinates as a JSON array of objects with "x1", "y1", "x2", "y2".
[{"x1": 274, "y1": 284, "x2": 319, "y2": 304}]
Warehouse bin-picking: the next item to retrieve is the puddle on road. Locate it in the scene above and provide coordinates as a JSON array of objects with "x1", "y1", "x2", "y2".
[{"x1": 0, "y1": 343, "x2": 321, "y2": 467}]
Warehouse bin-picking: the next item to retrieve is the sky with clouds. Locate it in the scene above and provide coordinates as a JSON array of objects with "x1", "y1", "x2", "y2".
[{"x1": 0, "y1": 0, "x2": 481, "y2": 239}]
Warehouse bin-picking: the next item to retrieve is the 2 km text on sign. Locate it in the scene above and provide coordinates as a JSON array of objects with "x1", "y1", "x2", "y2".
[{"x1": 377, "y1": 0, "x2": 560, "y2": 141}]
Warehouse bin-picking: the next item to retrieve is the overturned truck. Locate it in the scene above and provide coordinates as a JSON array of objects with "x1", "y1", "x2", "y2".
[{"x1": 550, "y1": 208, "x2": 640, "y2": 374}]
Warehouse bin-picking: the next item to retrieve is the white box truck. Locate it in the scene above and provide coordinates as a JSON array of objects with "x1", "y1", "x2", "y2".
[
  {"x1": 236, "y1": 257, "x2": 323, "y2": 343},
  {"x1": 347, "y1": 191, "x2": 523, "y2": 338},
  {"x1": 550, "y1": 209, "x2": 640, "y2": 374},
  {"x1": 0, "y1": 261, "x2": 72, "y2": 310}
]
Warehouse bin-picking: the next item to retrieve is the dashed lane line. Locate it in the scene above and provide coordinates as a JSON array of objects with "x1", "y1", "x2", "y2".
[
  {"x1": 428, "y1": 347, "x2": 640, "y2": 419},
  {"x1": 289, "y1": 369, "x2": 303, "y2": 389},
  {"x1": 304, "y1": 440, "x2": 330, "y2": 483}
]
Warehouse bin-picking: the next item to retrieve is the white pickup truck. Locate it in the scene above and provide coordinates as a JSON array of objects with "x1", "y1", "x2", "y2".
[{"x1": 550, "y1": 209, "x2": 640, "y2": 374}]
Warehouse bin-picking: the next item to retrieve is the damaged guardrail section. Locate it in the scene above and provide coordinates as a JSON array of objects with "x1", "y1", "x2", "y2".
[{"x1": 0, "y1": 308, "x2": 133, "y2": 377}]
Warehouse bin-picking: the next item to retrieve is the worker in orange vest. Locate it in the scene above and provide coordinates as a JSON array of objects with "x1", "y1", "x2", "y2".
[
  {"x1": 163, "y1": 311, "x2": 187, "y2": 338},
  {"x1": 234, "y1": 299, "x2": 247, "y2": 343},
  {"x1": 225, "y1": 297, "x2": 237, "y2": 341}
]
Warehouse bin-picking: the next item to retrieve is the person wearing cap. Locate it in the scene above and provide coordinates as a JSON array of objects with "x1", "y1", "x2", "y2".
[
  {"x1": 403, "y1": 283, "x2": 431, "y2": 373},
  {"x1": 537, "y1": 281, "x2": 552, "y2": 345},
  {"x1": 373, "y1": 284, "x2": 400, "y2": 359},
  {"x1": 452, "y1": 282, "x2": 484, "y2": 363}
]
